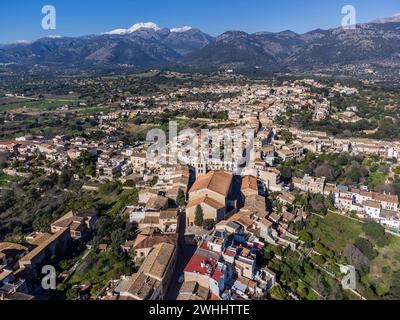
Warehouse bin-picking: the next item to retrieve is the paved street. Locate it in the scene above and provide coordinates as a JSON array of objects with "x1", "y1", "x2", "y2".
[{"x1": 166, "y1": 211, "x2": 197, "y2": 300}]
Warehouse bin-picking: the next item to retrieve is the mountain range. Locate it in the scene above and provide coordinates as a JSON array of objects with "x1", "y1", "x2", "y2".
[{"x1": 1, "y1": 16, "x2": 399, "y2": 73}]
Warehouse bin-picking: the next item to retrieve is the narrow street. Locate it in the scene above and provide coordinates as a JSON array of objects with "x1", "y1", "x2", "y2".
[{"x1": 166, "y1": 211, "x2": 197, "y2": 300}]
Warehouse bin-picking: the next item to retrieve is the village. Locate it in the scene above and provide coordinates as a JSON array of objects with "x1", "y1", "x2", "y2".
[{"x1": 1, "y1": 78, "x2": 400, "y2": 301}]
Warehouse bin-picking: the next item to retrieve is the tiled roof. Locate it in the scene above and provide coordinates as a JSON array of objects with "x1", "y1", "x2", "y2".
[
  {"x1": 187, "y1": 196, "x2": 225, "y2": 210},
  {"x1": 189, "y1": 171, "x2": 232, "y2": 197},
  {"x1": 20, "y1": 229, "x2": 68, "y2": 264},
  {"x1": 160, "y1": 209, "x2": 179, "y2": 220},
  {"x1": 363, "y1": 200, "x2": 381, "y2": 209},
  {"x1": 140, "y1": 242, "x2": 176, "y2": 279},
  {"x1": 241, "y1": 175, "x2": 258, "y2": 191},
  {"x1": 134, "y1": 234, "x2": 178, "y2": 250}
]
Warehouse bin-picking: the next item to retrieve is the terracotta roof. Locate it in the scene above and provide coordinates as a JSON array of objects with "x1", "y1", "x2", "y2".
[
  {"x1": 228, "y1": 212, "x2": 254, "y2": 228},
  {"x1": 0, "y1": 140, "x2": 17, "y2": 146},
  {"x1": 189, "y1": 171, "x2": 232, "y2": 197},
  {"x1": 372, "y1": 192, "x2": 398, "y2": 204},
  {"x1": 259, "y1": 218, "x2": 273, "y2": 227},
  {"x1": 146, "y1": 196, "x2": 168, "y2": 210},
  {"x1": 277, "y1": 192, "x2": 296, "y2": 204},
  {"x1": 134, "y1": 234, "x2": 178, "y2": 250},
  {"x1": 292, "y1": 177, "x2": 302, "y2": 184},
  {"x1": 363, "y1": 200, "x2": 381, "y2": 209},
  {"x1": 20, "y1": 229, "x2": 68, "y2": 264},
  {"x1": 160, "y1": 209, "x2": 179, "y2": 220},
  {"x1": 141, "y1": 216, "x2": 160, "y2": 225},
  {"x1": 0, "y1": 242, "x2": 28, "y2": 253},
  {"x1": 121, "y1": 273, "x2": 159, "y2": 300},
  {"x1": 187, "y1": 196, "x2": 225, "y2": 210},
  {"x1": 241, "y1": 175, "x2": 258, "y2": 191},
  {"x1": 140, "y1": 242, "x2": 176, "y2": 279}
]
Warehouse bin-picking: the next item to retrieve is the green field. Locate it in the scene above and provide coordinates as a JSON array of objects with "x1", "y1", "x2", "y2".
[
  {"x1": 368, "y1": 236, "x2": 400, "y2": 296},
  {"x1": 0, "y1": 97, "x2": 75, "y2": 112},
  {"x1": 306, "y1": 212, "x2": 363, "y2": 254},
  {"x1": 306, "y1": 211, "x2": 400, "y2": 298}
]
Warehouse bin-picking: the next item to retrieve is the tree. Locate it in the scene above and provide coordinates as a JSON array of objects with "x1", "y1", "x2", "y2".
[
  {"x1": 298, "y1": 231, "x2": 313, "y2": 247},
  {"x1": 268, "y1": 284, "x2": 290, "y2": 300},
  {"x1": 203, "y1": 219, "x2": 215, "y2": 231},
  {"x1": 32, "y1": 211, "x2": 52, "y2": 232},
  {"x1": 176, "y1": 188, "x2": 186, "y2": 207},
  {"x1": 66, "y1": 287, "x2": 79, "y2": 300},
  {"x1": 354, "y1": 237, "x2": 377, "y2": 260},
  {"x1": 387, "y1": 270, "x2": 400, "y2": 299},
  {"x1": 362, "y1": 222, "x2": 390, "y2": 247},
  {"x1": 194, "y1": 205, "x2": 204, "y2": 227}
]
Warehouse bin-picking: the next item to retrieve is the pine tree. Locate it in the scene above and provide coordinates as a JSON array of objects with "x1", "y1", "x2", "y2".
[
  {"x1": 194, "y1": 205, "x2": 204, "y2": 227},
  {"x1": 176, "y1": 188, "x2": 186, "y2": 207}
]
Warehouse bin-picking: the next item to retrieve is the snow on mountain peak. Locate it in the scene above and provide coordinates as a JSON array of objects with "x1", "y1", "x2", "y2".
[
  {"x1": 372, "y1": 13, "x2": 400, "y2": 24},
  {"x1": 104, "y1": 23, "x2": 196, "y2": 35},
  {"x1": 127, "y1": 22, "x2": 161, "y2": 33},
  {"x1": 104, "y1": 22, "x2": 161, "y2": 35},
  {"x1": 170, "y1": 26, "x2": 193, "y2": 33},
  {"x1": 104, "y1": 28, "x2": 128, "y2": 35},
  {"x1": 10, "y1": 40, "x2": 30, "y2": 44}
]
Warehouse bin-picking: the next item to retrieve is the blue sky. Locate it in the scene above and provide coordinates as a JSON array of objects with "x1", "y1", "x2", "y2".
[{"x1": 0, "y1": 0, "x2": 399, "y2": 43}]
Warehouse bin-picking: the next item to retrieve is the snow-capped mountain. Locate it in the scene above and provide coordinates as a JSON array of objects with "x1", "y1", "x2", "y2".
[
  {"x1": 0, "y1": 15, "x2": 399, "y2": 72},
  {"x1": 103, "y1": 22, "x2": 194, "y2": 35},
  {"x1": 372, "y1": 13, "x2": 400, "y2": 24},
  {"x1": 171, "y1": 26, "x2": 193, "y2": 33},
  {"x1": 0, "y1": 22, "x2": 214, "y2": 69},
  {"x1": 104, "y1": 22, "x2": 162, "y2": 35}
]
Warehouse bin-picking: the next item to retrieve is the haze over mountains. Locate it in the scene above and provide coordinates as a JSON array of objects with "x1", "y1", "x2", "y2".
[{"x1": 1, "y1": 15, "x2": 399, "y2": 73}]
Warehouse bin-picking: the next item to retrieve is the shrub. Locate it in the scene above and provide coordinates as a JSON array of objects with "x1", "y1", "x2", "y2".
[{"x1": 203, "y1": 219, "x2": 215, "y2": 231}]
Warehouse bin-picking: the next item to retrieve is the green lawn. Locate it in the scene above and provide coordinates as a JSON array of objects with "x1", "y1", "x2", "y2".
[
  {"x1": 368, "y1": 236, "x2": 400, "y2": 296},
  {"x1": 0, "y1": 98, "x2": 74, "y2": 112},
  {"x1": 306, "y1": 211, "x2": 400, "y2": 298},
  {"x1": 306, "y1": 212, "x2": 363, "y2": 254}
]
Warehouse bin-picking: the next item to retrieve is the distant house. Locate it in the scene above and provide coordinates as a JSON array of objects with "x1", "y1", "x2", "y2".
[
  {"x1": 260, "y1": 168, "x2": 282, "y2": 192},
  {"x1": 276, "y1": 191, "x2": 295, "y2": 205},
  {"x1": 133, "y1": 234, "x2": 178, "y2": 261},
  {"x1": 138, "y1": 189, "x2": 159, "y2": 205},
  {"x1": 240, "y1": 175, "x2": 259, "y2": 201},
  {"x1": 292, "y1": 174, "x2": 326, "y2": 194},
  {"x1": 51, "y1": 211, "x2": 97, "y2": 240},
  {"x1": 137, "y1": 209, "x2": 179, "y2": 233},
  {"x1": 379, "y1": 209, "x2": 400, "y2": 229},
  {"x1": 130, "y1": 152, "x2": 147, "y2": 172},
  {"x1": 276, "y1": 144, "x2": 303, "y2": 161},
  {"x1": 119, "y1": 242, "x2": 177, "y2": 300},
  {"x1": 177, "y1": 281, "x2": 210, "y2": 300},
  {"x1": 0, "y1": 140, "x2": 20, "y2": 153},
  {"x1": 363, "y1": 200, "x2": 381, "y2": 219},
  {"x1": 184, "y1": 247, "x2": 226, "y2": 299}
]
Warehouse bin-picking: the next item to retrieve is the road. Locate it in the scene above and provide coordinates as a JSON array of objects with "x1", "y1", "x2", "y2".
[{"x1": 166, "y1": 210, "x2": 197, "y2": 300}]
